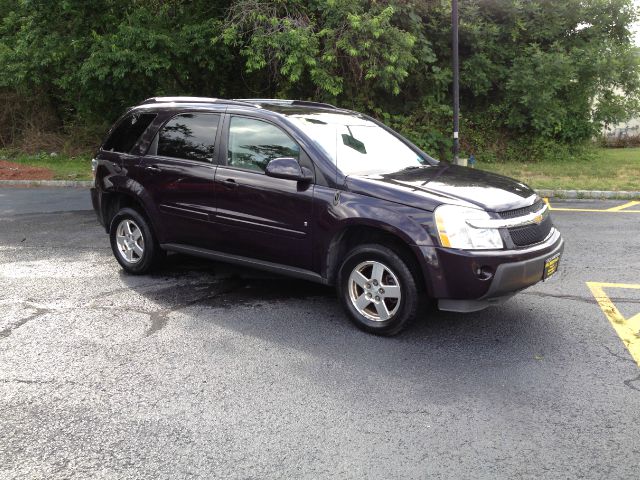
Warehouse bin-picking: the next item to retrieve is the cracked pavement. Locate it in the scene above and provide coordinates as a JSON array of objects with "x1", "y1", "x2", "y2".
[{"x1": 1, "y1": 188, "x2": 639, "y2": 479}]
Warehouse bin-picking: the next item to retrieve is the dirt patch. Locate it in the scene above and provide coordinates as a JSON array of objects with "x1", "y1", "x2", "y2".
[{"x1": 0, "y1": 160, "x2": 54, "y2": 180}]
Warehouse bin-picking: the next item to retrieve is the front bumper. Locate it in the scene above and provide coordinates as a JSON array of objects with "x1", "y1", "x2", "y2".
[{"x1": 415, "y1": 229, "x2": 564, "y2": 312}]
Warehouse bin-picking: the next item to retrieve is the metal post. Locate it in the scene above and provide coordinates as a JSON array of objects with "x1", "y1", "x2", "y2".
[{"x1": 452, "y1": 0, "x2": 460, "y2": 163}]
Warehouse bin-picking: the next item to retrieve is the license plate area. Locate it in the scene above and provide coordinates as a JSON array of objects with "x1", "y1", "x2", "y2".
[{"x1": 543, "y1": 253, "x2": 561, "y2": 280}]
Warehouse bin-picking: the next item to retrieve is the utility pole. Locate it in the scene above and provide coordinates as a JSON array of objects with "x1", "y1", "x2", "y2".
[{"x1": 452, "y1": 0, "x2": 460, "y2": 164}]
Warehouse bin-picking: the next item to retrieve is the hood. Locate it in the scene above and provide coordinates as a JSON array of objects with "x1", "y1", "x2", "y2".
[{"x1": 345, "y1": 163, "x2": 537, "y2": 212}]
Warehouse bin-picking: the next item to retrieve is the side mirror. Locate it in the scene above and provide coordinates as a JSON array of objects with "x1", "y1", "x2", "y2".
[{"x1": 265, "y1": 157, "x2": 313, "y2": 182}]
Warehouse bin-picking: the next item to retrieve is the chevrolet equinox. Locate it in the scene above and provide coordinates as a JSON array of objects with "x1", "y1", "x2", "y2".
[{"x1": 91, "y1": 97, "x2": 564, "y2": 335}]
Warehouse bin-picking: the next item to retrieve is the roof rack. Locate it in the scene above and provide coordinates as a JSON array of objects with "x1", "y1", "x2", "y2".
[
  {"x1": 234, "y1": 99, "x2": 338, "y2": 110},
  {"x1": 140, "y1": 96, "x2": 338, "y2": 110},
  {"x1": 141, "y1": 96, "x2": 254, "y2": 107}
]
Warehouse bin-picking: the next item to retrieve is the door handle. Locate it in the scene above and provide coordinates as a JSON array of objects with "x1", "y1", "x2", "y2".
[
  {"x1": 222, "y1": 178, "x2": 238, "y2": 189},
  {"x1": 144, "y1": 164, "x2": 162, "y2": 173}
]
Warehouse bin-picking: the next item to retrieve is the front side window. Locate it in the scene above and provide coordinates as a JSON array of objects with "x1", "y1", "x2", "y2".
[
  {"x1": 103, "y1": 113, "x2": 156, "y2": 153},
  {"x1": 227, "y1": 117, "x2": 300, "y2": 172},
  {"x1": 155, "y1": 113, "x2": 220, "y2": 162}
]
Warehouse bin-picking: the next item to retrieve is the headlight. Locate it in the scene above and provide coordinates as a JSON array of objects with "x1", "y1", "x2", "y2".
[{"x1": 434, "y1": 204, "x2": 503, "y2": 250}]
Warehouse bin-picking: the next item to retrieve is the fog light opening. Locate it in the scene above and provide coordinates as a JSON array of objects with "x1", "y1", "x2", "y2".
[{"x1": 475, "y1": 265, "x2": 494, "y2": 281}]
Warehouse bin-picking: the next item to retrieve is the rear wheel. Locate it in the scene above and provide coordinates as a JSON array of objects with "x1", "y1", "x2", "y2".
[
  {"x1": 109, "y1": 207, "x2": 163, "y2": 274},
  {"x1": 337, "y1": 244, "x2": 420, "y2": 335}
]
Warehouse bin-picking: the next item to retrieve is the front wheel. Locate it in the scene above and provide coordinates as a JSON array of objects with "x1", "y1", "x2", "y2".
[
  {"x1": 109, "y1": 207, "x2": 163, "y2": 274},
  {"x1": 337, "y1": 244, "x2": 420, "y2": 336}
]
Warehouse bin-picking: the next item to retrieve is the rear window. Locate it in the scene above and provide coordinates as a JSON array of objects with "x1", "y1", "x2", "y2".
[{"x1": 102, "y1": 112, "x2": 157, "y2": 153}]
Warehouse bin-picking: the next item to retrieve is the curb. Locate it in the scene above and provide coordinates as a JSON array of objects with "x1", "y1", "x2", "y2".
[
  {"x1": 0, "y1": 180, "x2": 93, "y2": 188},
  {"x1": 535, "y1": 189, "x2": 640, "y2": 200},
  {"x1": 0, "y1": 180, "x2": 638, "y2": 200}
]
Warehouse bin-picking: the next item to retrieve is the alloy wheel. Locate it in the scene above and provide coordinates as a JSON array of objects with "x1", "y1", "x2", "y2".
[
  {"x1": 348, "y1": 260, "x2": 402, "y2": 321},
  {"x1": 115, "y1": 219, "x2": 145, "y2": 264}
]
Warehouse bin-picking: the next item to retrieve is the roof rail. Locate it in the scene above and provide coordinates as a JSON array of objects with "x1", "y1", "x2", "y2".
[
  {"x1": 141, "y1": 96, "x2": 255, "y2": 107},
  {"x1": 234, "y1": 98, "x2": 338, "y2": 110}
]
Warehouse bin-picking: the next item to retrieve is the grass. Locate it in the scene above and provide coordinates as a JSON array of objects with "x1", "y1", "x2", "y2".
[
  {"x1": 0, "y1": 150, "x2": 93, "y2": 180},
  {"x1": 2, "y1": 146, "x2": 639, "y2": 190},
  {"x1": 478, "y1": 147, "x2": 640, "y2": 191}
]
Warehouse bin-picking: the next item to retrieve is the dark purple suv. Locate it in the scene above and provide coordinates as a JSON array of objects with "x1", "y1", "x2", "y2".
[{"x1": 91, "y1": 97, "x2": 563, "y2": 335}]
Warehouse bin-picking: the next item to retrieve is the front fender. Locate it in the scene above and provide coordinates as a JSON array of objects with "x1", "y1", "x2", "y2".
[
  {"x1": 328, "y1": 190, "x2": 436, "y2": 246},
  {"x1": 313, "y1": 187, "x2": 439, "y2": 290}
]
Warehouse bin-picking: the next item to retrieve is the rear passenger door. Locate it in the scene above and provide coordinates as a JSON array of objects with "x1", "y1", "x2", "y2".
[
  {"x1": 213, "y1": 115, "x2": 314, "y2": 270},
  {"x1": 138, "y1": 112, "x2": 221, "y2": 248}
]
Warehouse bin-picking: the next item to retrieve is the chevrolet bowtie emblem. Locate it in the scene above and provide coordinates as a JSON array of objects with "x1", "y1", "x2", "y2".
[{"x1": 533, "y1": 214, "x2": 544, "y2": 224}]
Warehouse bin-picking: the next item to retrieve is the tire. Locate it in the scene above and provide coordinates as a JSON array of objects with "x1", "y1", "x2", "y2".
[
  {"x1": 337, "y1": 244, "x2": 420, "y2": 336},
  {"x1": 109, "y1": 207, "x2": 164, "y2": 274}
]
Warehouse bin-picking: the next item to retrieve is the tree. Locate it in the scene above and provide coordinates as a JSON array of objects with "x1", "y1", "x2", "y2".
[{"x1": 0, "y1": 0, "x2": 638, "y2": 157}]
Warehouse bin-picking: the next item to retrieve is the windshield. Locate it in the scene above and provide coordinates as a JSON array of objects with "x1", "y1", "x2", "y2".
[{"x1": 288, "y1": 112, "x2": 431, "y2": 175}]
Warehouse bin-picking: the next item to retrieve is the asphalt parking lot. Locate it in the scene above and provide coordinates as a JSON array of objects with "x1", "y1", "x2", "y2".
[{"x1": 1, "y1": 188, "x2": 639, "y2": 479}]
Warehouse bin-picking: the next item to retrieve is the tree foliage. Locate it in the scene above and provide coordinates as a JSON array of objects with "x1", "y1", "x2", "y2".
[
  {"x1": 0, "y1": 0, "x2": 638, "y2": 159},
  {"x1": 222, "y1": 0, "x2": 418, "y2": 99}
]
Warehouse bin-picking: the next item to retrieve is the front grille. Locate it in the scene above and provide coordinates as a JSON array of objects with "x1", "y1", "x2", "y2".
[
  {"x1": 508, "y1": 215, "x2": 553, "y2": 247},
  {"x1": 499, "y1": 199, "x2": 545, "y2": 219}
]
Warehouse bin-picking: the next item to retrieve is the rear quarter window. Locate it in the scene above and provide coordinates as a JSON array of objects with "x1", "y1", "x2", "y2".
[{"x1": 102, "y1": 112, "x2": 157, "y2": 153}]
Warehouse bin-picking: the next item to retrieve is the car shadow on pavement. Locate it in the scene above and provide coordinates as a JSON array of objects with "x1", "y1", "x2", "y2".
[{"x1": 117, "y1": 252, "x2": 556, "y2": 391}]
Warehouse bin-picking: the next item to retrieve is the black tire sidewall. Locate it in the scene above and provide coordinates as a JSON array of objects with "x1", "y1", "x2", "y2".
[
  {"x1": 337, "y1": 244, "x2": 419, "y2": 335},
  {"x1": 109, "y1": 208, "x2": 159, "y2": 274}
]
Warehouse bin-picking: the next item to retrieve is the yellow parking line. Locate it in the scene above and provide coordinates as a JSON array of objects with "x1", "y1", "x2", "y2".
[
  {"x1": 544, "y1": 198, "x2": 640, "y2": 213},
  {"x1": 587, "y1": 282, "x2": 640, "y2": 367},
  {"x1": 588, "y1": 282, "x2": 640, "y2": 289},
  {"x1": 549, "y1": 207, "x2": 633, "y2": 212},
  {"x1": 548, "y1": 207, "x2": 640, "y2": 212},
  {"x1": 628, "y1": 313, "x2": 640, "y2": 336},
  {"x1": 605, "y1": 200, "x2": 640, "y2": 212}
]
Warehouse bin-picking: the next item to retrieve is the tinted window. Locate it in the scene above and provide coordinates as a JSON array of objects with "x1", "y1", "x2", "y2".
[
  {"x1": 228, "y1": 117, "x2": 299, "y2": 172},
  {"x1": 103, "y1": 113, "x2": 156, "y2": 153},
  {"x1": 156, "y1": 113, "x2": 220, "y2": 162}
]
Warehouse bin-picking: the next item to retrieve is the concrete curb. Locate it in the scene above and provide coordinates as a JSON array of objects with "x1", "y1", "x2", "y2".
[
  {"x1": 0, "y1": 180, "x2": 93, "y2": 188},
  {"x1": 535, "y1": 189, "x2": 640, "y2": 200},
  {"x1": 0, "y1": 180, "x2": 639, "y2": 200}
]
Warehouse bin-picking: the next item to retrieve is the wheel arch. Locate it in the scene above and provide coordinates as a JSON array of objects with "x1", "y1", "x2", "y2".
[
  {"x1": 324, "y1": 223, "x2": 428, "y2": 295},
  {"x1": 94, "y1": 161, "x2": 164, "y2": 239},
  {"x1": 99, "y1": 185, "x2": 160, "y2": 241}
]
